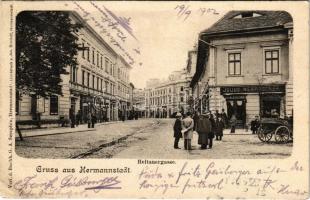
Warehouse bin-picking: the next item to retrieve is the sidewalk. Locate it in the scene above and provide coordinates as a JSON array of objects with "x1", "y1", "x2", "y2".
[
  {"x1": 223, "y1": 128, "x2": 252, "y2": 135},
  {"x1": 15, "y1": 121, "x2": 122, "y2": 138}
]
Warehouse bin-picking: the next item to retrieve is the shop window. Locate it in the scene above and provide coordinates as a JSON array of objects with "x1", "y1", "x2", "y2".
[
  {"x1": 260, "y1": 95, "x2": 282, "y2": 118},
  {"x1": 265, "y1": 49, "x2": 279, "y2": 74},
  {"x1": 50, "y1": 95, "x2": 58, "y2": 115},
  {"x1": 228, "y1": 52, "x2": 241, "y2": 75}
]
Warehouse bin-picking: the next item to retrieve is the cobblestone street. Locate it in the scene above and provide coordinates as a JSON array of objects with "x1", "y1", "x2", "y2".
[{"x1": 15, "y1": 119, "x2": 292, "y2": 159}]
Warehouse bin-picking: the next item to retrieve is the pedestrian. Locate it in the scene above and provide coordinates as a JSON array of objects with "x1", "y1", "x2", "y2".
[
  {"x1": 221, "y1": 109, "x2": 228, "y2": 128},
  {"x1": 208, "y1": 113, "x2": 215, "y2": 148},
  {"x1": 193, "y1": 111, "x2": 200, "y2": 131},
  {"x1": 91, "y1": 113, "x2": 97, "y2": 128},
  {"x1": 250, "y1": 116, "x2": 260, "y2": 134},
  {"x1": 76, "y1": 110, "x2": 81, "y2": 127},
  {"x1": 230, "y1": 114, "x2": 237, "y2": 133},
  {"x1": 215, "y1": 110, "x2": 220, "y2": 118},
  {"x1": 173, "y1": 112, "x2": 183, "y2": 149},
  {"x1": 215, "y1": 116, "x2": 225, "y2": 140},
  {"x1": 69, "y1": 108, "x2": 76, "y2": 128},
  {"x1": 87, "y1": 112, "x2": 92, "y2": 128},
  {"x1": 196, "y1": 112, "x2": 211, "y2": 149},
  {"x1": 181, "y1": 112, "x2": 194, "y2": 150}
]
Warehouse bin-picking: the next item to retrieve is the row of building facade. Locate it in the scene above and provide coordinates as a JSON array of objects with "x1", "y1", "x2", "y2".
[
  {"x1": 16, "y1": 12, "x2": 134, "y2": 127},
  {"x1": 138, "y1": 10, "x2": 293, "y2": 129}
]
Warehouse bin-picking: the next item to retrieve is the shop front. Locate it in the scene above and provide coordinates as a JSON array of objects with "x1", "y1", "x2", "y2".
[{"x1": 220, "y1": 84, "x2": 286, "y2": 127}]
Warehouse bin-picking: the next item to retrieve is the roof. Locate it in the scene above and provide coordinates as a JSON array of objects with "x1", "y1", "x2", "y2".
[{"x1": 202, "y1": 11, "x2": 293, "y2": 35}]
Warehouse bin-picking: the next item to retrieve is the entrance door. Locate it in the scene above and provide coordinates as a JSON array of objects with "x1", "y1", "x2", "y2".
[{"x1": 226, "y1": 98, "x2": 246, "y2": 128}]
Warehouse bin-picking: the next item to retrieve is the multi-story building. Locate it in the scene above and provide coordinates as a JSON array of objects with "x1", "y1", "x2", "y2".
[
  {"x1": 133, "y1": 88, "x2": 146, "y2": 118},
  {"x1": 190, "y1": 11, "x2": 293, "y2": 127},
  {"x1": 145, "y1": 69, "x2": 192, "y2": 118},
  {"x1": 16, "y1": 11, "x2": 132, "y2": 127}
]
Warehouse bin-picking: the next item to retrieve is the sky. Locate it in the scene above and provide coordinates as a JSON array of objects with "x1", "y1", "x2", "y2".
[{"x1": 68, "y1": 1, "x2": 225, "y2": 89}]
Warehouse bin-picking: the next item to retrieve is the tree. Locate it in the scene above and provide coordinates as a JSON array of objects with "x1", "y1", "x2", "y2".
[{"x1": 16, "y1": 11, "x2": 81, "y2": 98}]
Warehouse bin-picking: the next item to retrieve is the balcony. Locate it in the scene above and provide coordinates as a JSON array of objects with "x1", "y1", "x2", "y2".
[{"x1": 69, "y1": 81, "x2": 104, "y2": 97}]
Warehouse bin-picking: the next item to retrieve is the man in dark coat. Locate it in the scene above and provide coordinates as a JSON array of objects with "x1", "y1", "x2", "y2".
[
  {"x1": 173, "y1": 112, "x2": 183, "y2": 149},
  {"x1": 250, "y1": 116, "x2": 260, "y2": 134},
  {"x1": 69, "y1": 108, "x2": 76, "y2": 128},
  {"x1": 215, "y1": 116, "x2": 225, "y2": 140},
  {"x1": 221, "y1": 109, "x2": 228, "y2": 128},
  {"x1": 193, "y1": 111, "x2": 200, "y2": 131},
  {"x1": 91, "y1": 113, "x2": 97, "y2": 128},
  {"x1": 196, "y1": 113, "x2": 211, "y2": 149},
  {"x1": 207, "y1": 112, "x2": 215, "y2": 148}
]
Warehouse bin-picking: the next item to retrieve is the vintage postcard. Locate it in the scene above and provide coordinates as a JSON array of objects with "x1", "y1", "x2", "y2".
[{"x1": 0, "y1": 1, "x2": 309, "y2": 198}]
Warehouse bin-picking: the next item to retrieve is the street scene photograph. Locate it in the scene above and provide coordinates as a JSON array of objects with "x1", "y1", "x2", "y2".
[{"x1": 15, "y1": 3, "x2": 293, "y2": 159}]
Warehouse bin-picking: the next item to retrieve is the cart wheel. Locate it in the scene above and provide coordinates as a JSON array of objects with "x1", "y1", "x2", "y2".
[
  {"x1": 275, "y1": 126, "x2": 290, "y2": 143},
  {"x1": 257, "y1": 127, "x2": 273, "y2": 142}
]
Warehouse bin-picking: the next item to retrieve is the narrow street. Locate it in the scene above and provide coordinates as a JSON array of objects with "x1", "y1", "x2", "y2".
[{"x1": 15, "y1": 119, "x2": 292, "y2": 159}]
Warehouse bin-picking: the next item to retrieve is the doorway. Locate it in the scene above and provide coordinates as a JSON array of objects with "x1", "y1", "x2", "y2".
[{"x1": 226, "y1": 96, "x2": 246, "y2": 128}]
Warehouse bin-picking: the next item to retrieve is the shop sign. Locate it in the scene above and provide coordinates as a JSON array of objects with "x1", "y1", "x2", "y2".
[
  {"x1": 224, "y1": 95, "x2": 246, "y2": 100},
  {"x1": 220, "y1": 85, "x2": 285, "y2": 94}
]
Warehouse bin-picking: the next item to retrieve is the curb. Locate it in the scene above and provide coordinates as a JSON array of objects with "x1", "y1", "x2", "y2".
[{"x1": 16, "y1": 129, "x2": 96, "y2": 138}]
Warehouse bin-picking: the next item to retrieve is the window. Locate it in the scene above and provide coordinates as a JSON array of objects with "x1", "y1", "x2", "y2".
[
  {"x1": 87, "y1": 73, "x2": 90, "y2": 87},
  {"x1": 105, "y1": 81, "x2": 108, "y2": 93},
  {"x1": 82, "y1": 70, "x2": 85, "y2": 86},
  {"x1": 92, "y1": 75, "x2": 95, "y2": 89},
  {"x1": 180, "y1": 97, "x2": 184, "y2": 102},
  {"x1": 87, "y1": 44, "x2": 90, "y2": 62},
  {"x1": 97, "y1": 77, "x2": 99, "y2": 90},
  {"x1": 92, "y1": 49, "x2": 95, "y2": 64},
  {"x1": 228, "y1": 52, "x2": 241, "y2": 75},
  {"x1": 100, "y1": 79, "x2": 103, "y2": 91},
  {"x1": 180, "y1": 86, "x2": 184, "y2": 92},
  {"x1": 82, "y1": 42, "x2": 85, "y2": 59},
  {"x1": 50, "y1": 95, "x2": 58, "y2": 115},
  {"x1": 105, "y1": 58, "x2": 109, "y2": 73},
  {"x1": 265, "y1": 49, "x2": 279, "y2": 74},
  {"x1": 100, "y1": 56, "x2": 103, "y2": 69}
]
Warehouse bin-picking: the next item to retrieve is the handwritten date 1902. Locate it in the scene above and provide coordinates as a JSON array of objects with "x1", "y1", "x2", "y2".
[{"x1": 174, "y1": 4, "x2": 219, "y2": 21}]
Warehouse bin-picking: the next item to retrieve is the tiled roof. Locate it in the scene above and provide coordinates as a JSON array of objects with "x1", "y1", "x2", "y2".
[{"x1": 202, "y1": 11, "x2": 293, "y2": 35}]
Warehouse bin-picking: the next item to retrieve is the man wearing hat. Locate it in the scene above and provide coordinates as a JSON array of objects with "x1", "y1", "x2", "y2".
[
  {"x1": 173, "y1": 112, "x2": 183, "y2": 149},
  {"x1": 182, "y1": 112, "x2": 194, "y2": 150},
  {"x1": 196, "y1": 111, "x2": 211, "y2": 149}
]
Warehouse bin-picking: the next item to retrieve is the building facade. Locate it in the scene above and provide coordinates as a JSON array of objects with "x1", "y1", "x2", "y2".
[
  {"x1": 191, "y1": 11, "x2": 293, "y2": 127},
  {"x1": 145, "y1": 69, "x2": 192, "y2": 118},
  {"x1": 132, "y1": 88, "x2": 146, "y2": 118},
  {"x1": 16, "y1": 12, "x2": 132, "y2": 127}
]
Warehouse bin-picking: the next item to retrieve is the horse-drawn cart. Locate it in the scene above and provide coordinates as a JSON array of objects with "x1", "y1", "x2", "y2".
[{"x1": 257, "y1": 118, "x2": 293, "y2": 143}]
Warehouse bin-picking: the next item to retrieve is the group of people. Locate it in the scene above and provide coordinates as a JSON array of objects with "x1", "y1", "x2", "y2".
[
  {"x1": 173, "y1": 110, "x2": 226, "y2": 150},
  {"x1": 69, "y1": 109, "x2": 97, "y2": 129}
]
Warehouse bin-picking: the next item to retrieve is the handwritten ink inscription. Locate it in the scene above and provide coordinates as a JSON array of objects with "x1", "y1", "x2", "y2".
[
  {"x1": 138, "y1": 161, "x2": 308, "y2": 198},
  {"x1": 174, "y1": 4, "x2": 219, "y2": 21},
  {"x1": 14, "y1": 174, "x2": 121, "y2": 198}
]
